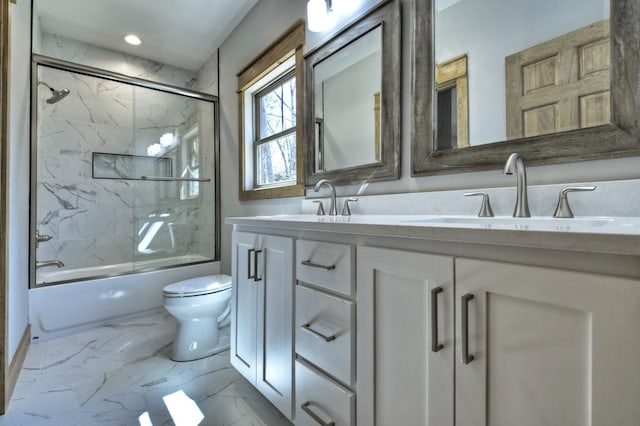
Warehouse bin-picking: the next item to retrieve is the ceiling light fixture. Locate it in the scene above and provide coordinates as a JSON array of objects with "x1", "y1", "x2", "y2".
[
  {"x1": 307, "y1": 0, "x2": 352, "y2": 32},
  {"x1": 307, "y1": 0, "x2": 331, "y2": 32},
  {"x1": 160, "y1": 133, "x2": 175, "y2": 147},
  {"x1": 124, "y1": 34, "x2": 142, "y2": 46}
]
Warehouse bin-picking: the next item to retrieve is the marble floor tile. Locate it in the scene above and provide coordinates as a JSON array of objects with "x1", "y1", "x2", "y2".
[{"x1": 1, "y1": 310, "x2": 292, "y2": 426}]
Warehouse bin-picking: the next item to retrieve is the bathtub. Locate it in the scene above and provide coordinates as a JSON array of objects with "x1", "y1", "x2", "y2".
[{"x1": 30, "y1": 258, "x2": 220, "y2": 341}]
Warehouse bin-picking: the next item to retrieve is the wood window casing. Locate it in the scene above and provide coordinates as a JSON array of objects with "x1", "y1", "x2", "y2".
[
  {"x1": 237, "y1": 20, "x2": 305, "y2": 201},
  {"x1": 435, "y1": 54, "x2": 469, "y2": 149}
]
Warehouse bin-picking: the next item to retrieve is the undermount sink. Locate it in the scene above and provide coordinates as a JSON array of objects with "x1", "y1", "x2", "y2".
[{"x1": 402, "y1": 216, "x2": 614, "y2": 230}]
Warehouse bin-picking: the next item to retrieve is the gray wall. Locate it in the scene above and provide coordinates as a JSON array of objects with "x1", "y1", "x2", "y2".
[{"x1": 217, "y1": 0, "x2": 640, "y2": 275}]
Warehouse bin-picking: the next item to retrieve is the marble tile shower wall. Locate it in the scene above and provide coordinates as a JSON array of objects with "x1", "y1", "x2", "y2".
[
  {"x1": 40, "y1": 33, "x2": 198, "y2": 88},
  {"x1": 35, "y1": 34, "x2": 214, "y2": 272}
]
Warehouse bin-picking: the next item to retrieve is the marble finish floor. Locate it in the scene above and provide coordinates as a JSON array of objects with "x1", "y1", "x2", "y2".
[{"x1": 1, "y1": 310, "x2": 292, "y2": 426}]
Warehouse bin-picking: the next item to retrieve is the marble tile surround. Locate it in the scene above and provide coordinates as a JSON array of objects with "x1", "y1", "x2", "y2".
[
  {"x1": 2, "y1": 310, "x2": 290, "y2": 426},
  {"x1": 35, "y1": 34, "x2": 217, "y2": 278}
]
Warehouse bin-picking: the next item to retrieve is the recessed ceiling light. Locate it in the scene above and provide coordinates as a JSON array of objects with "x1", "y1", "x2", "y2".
[{"x1": 124, "y1": 34, "x2": 142, "y2": 46}]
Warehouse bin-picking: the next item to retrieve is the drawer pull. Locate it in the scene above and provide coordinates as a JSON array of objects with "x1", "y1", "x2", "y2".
[
  {"x1": 301, "y1": 260, "x2": 336, "y2": 271},
  {"x1": 301, "y1": 322, "x2": 336, "y2": 342},
  {"x1": 461, "y1": 293, "x2": 474, "y2": 364},
  {"x1": 253, "y1": 249, "x2": 263, "y2": 282},
  {"x1": 431, "y1": 286, "x2": 444, "y2": 352},
  {"x1": 301, "y1": 401, "x2": 335, "y2": 426},
  {"x1": 248, "y1": 249, "x2": 263, "y2": 282},
  {"x1": 247, "y1": 249, "x2": 255, "y2": 279}
]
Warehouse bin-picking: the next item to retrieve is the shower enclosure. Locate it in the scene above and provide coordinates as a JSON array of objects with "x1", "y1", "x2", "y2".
[{"x1": 30, "y1": 56, "x2": 219, "y2": 286}]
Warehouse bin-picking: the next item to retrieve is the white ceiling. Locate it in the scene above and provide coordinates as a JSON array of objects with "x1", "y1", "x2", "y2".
[{"x1": 35, "y1": 0, "x2": 259, "y2": 72}]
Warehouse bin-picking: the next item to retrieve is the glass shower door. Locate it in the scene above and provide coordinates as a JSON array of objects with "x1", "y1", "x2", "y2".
[{"x1": 33, "y1": 63, "x2": 218, "y2": 286}]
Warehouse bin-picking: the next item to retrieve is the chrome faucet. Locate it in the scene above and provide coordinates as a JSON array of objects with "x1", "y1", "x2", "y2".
[
  {"x1": 313, "y1": 179, "x2": 338, "y2": 216},
  {"x1": 35, "y1": 230, "x2": 53, "y2": 247},
  {"x1": 36, "y1": 260, "x2": 64, "y2": 269},
  {"x1": 503, "y1": 153, "x2": 530, "y2": 217}
]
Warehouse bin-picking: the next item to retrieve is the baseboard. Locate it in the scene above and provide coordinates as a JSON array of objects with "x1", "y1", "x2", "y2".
[{"x1": 5, "y1": 324, "x2": 31, "y2": 409}]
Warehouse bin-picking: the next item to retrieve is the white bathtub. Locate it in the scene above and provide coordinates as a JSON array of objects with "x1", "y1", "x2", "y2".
[{"x1": 30, "y1": 260, "x2": 220, "y2": 341}]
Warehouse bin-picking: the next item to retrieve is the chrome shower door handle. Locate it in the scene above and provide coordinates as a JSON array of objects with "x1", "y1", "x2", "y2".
[
  {"x1": 461, "y1": 293, "x2": 475, "y2": 364},
  {"x1": 431, "y1": 286, "x2": 444, "y2": 352}
]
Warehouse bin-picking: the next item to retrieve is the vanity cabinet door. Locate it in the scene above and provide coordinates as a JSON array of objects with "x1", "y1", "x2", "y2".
[
  {"x1": 357, "y1": 246, "x2": 454, "y2": 426},
  {"x1": 455, "y1": 258, "x2": 640, "y2": 426},
  {"x1": 230, "y1": 231, "x2": 295, "y2": 420},
  {"x1": 230, "y1": 231, "x2": 258, "y2": 384}
]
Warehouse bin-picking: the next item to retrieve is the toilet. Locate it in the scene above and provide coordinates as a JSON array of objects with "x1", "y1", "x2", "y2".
[{"x1": 163, "y1": 274, "x2": 232, "y2": 362}]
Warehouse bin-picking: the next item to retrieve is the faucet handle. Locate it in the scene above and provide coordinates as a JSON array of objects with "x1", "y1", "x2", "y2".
[
  {"x1": 464, "y1": 192, "x2": 494, "y2": 217},
  {"x1": 553, "y1": 186, "x2": 596, "y2": 218},
  {"x1": 312, "y1": 200, "x2": 326, "y2": 216},
  {"x1": 341, "y1": 198, "x2": 358, "y2": 216}
]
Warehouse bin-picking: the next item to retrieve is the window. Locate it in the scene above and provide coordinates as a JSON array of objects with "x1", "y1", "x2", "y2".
[
  {"x1": 180, "y1": 126, "x2": 199, "y2": 200},
  {"x1": 254, "y1": 70, "x2": 297, "y2": 187},
  {"x1": 237, "y1": 21, "x2": 305, "y2": 200}
]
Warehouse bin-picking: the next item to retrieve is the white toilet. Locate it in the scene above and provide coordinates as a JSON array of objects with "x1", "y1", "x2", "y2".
[{"x1": 163, "y1": 274, "x2": 232, "y2": 362}]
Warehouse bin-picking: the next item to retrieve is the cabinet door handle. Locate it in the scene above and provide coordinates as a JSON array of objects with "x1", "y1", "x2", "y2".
[
  {"x1": 461, "y1": 293, "x2": 475, "y2": 364},
  {"x1": 301, "y1": 401, "x2": 335, "y2": 426},
  {"x1": 301, "y1": 260, "x2": 336, "y2": 271},
  {"x1": 301, "y1": 322, "x2": 336, "y2": 342},
  {"x1": 253, "y1": 249, "x2": 262, "y2": 282},
  {"x1": 247, "y1": 249, "x2": 256, "y2": 279},
  {"x1": 431, "y1": 286, "x2": 444, "y2": 352}
]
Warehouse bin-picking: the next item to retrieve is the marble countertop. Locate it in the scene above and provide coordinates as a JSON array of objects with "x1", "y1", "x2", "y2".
[{"x1": 226, "y1": 214, "x2": 640, "y2": 256}]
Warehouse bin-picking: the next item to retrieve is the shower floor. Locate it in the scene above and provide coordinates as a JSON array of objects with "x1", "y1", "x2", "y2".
[{"x1": 1, "y1": 310, "x2": 291, "y2": 425}]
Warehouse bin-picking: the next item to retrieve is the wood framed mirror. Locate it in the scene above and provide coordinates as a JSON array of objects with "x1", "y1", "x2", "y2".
[
  {"x1": 411, "y1": 0, "x2": 640, "y2": 176},
  {"x1": 305, "y1": 0, "x2": 401, "y2": 187}
]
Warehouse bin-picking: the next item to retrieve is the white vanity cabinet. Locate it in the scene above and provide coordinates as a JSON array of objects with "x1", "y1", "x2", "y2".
[
  {"x1": 294, "y1": 239, "x2": 356, "y2": 426},
  {"x1": 357, "y1": 248, "x2": 640, "y2": 426},
  {"x1": 455, "y1": 258, "x2": 640, "y2": 426},
  {"x1": 227, "y1": 215, "x2": 640, "y2": 426},
  {"x1": 357, "y1": 246, "x2": 455, "y2": 426},
  {"x1": 230, "y1": 231, "x2": 295, "y2": 419}
]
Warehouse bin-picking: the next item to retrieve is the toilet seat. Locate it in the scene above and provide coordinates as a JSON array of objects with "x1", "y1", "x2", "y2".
[{"x1": 163, "y1": 274, "x2": 231, "y2": 298}]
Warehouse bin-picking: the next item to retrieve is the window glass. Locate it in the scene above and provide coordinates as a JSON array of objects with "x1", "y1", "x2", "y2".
[{"x1": 254, "y1": 72, "x2": 297, "y2": 187}]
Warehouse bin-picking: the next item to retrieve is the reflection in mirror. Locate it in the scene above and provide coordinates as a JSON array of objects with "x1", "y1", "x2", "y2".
[
  {"x1": 314, "y1": 27, "x2": 382, "y2": 172},
  {"x1": 305, "y1": 0, "x2": 400, "y2": 187},
  {"x1": 434, "y1": 0, "x2": 609, "y2": 149},
  {"x1": 411, "y1": 0, "x2": 640, "y2": 176}
]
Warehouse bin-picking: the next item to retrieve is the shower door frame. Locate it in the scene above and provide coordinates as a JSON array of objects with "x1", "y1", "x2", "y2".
[{"x1": 29, "y1": 54, "x2": 221, "y2": 288}]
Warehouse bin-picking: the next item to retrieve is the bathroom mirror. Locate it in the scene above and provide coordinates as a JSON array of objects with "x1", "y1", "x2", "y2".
[
  {"x1": 305, "y1": 0, "x2": 401, "y2": 186},
  {"x1": 411, "y1": 0, "x2": 640, "y2": 175}
]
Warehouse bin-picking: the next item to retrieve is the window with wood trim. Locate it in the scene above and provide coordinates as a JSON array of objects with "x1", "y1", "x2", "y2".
[
  {"x1": 435, "y1": 54, "x2": 469, "y2": 151},
  {"x1": 237, "y1": 21, "x2": 305, "y2": 200}
]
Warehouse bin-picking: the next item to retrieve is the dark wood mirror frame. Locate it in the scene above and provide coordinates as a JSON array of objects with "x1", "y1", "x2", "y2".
[
  {"x1": 304, "y1": 0, "x2": 401, "y2": 187},
  {"x1": 411, "y1": 0, "x2": 640, "y2": 176}
]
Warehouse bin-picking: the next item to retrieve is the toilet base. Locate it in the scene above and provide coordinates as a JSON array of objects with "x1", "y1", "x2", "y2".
[{"x1": 170, "y1": 322, "x2": 230, "y2": 362}]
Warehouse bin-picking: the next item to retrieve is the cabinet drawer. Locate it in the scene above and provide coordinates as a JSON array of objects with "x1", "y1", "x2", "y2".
[
  {"x1": 296, "y1": 285, "x2": 355, "y2": 386},
  {"x1": 295, "y1": 360, "x2": 355, "y2": 426},
  {"x1": 296, "y1": 239, "x2": 354, "y2": 296}
]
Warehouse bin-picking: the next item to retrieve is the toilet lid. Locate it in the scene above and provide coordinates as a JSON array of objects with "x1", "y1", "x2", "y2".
[{"x1": 163, "y1": 274, "x2": 231, "y2": 297}]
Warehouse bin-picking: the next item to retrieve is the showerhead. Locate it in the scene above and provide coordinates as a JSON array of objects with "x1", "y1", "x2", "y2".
[
  {"x1": 38, "y1": 81, "x2": 70, "y2": 104},
  {"x1": 46, "y1": 88, "x2": 70, "y2": 104}
]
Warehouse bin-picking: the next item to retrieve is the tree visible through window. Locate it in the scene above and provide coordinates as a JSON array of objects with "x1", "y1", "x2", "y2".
[{"x1": 254, "y1": 71, "x2": 296, "y2": 187}]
